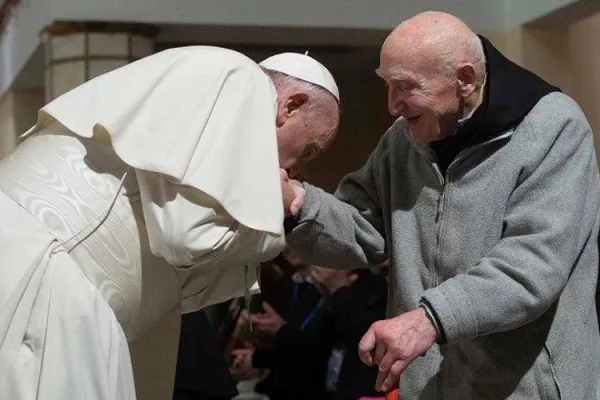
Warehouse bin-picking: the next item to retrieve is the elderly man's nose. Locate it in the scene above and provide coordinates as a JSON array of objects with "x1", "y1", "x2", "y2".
[
  {"x1": 389, "y1": 100, "x2": 405, "y2": 116},
  {"x1": 388, "y1": 92, "x2": 404, "y2": 116}
]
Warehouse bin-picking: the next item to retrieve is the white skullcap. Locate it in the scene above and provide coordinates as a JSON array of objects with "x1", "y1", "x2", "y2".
[{"x1": 259, "y1": 52, "x2": 340, "y2": 101}]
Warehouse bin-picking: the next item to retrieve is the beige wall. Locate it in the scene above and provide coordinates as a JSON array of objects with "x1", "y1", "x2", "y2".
[
  {"x1": 569, "y1": 12, "x2": 600, "y2": 144},
  {"x1": 482, "y1": 16, "x2": 600, "y2": 160},
  {"x1": 0, "y1": 88, "x2": 44, "y2": 159},
  {"x1": 481, "y1": 27, "x2": 575, "y2": 96}
]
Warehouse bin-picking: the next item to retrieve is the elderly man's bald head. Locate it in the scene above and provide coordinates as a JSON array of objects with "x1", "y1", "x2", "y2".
[
  {"x1": 381, "y1": 11, "x2": 485, "y2": 83},
  {"x1": 377, "y1": 11, "x2": 487, "y2": 143}
]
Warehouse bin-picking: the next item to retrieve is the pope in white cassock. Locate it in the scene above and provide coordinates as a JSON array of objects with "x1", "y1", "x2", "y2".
[{"x1": 0, "y1": 46, "x2": 340, "y2": 399}]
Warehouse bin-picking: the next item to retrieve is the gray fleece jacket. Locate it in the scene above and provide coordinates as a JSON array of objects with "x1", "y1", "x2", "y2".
[{"x1": 287, "y1": 38, "x2": 600, "y2": 399}]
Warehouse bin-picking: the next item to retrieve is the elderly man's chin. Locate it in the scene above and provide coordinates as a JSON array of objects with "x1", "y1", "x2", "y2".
[{"x1": 406, "y1": 120, "x2": 438, "y2": 144}]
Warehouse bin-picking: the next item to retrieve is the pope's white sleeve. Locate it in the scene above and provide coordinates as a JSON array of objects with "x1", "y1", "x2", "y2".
[{"x1": 135, "y1": 170, "x2": 285, "y2": 267}]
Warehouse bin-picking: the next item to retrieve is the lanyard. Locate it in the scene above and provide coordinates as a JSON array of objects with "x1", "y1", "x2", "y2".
[{"x1": 293, "y1": 281, "x2": 325, "y2": 330}]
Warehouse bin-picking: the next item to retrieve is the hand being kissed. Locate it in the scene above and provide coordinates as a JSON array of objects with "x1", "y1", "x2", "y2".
[{"x1": 280, "y1": 169, "x2": 305, "y2": 216}]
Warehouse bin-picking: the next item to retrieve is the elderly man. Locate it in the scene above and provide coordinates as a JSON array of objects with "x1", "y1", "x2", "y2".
[
  {"x1": 283, "y1": 11, "x2": 600, "y2": 399},
  {"x1": 0, "y1": 47, "x2": 339, "y2": 399}
]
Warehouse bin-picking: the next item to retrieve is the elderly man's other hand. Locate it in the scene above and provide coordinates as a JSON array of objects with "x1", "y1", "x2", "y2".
[
  {"x1": 249, "y1": 302, "x2": 286, "y2": 336},
  {"x1": 280, "y1": 169, "x2": 305, "y2": 216},
  {"x1": 358, "y1": 308, "x2": 439, "y2": 392}
]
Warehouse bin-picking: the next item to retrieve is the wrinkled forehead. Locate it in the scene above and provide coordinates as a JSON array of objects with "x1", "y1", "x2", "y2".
[
  {"x1": 380, "y1": 32, "x2": 449, "y2": 78},
  {"x1": 378, "y1": 48, "x2": 441, "y2": 85},
  {"x1": 378, "y1": 42, "x2": 416, "y2": 76},
  {"x1": 376, "y1": 65, "x2": 420, "y2": 84}
]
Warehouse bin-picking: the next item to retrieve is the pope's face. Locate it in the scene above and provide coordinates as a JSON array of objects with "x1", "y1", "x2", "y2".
[
  {"x1": 277, "y1": 123, "x2": 318, "y2": 178},
  {"x1": 276, "y1": 95, "x2": 339, "y2": 178}
]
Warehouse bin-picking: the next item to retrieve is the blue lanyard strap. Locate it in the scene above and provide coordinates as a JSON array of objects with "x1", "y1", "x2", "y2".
[
  {"x1": 293, "y1": 281, "x2": 325, "y2": 330},
  {"x1": 300, "y1": 297, "x2": 325, "y2": 330}
]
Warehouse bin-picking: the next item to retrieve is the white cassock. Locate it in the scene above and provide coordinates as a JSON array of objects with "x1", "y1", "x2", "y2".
[{"x1": 0, "y1": 46, "x2": 285, "y2": 399}]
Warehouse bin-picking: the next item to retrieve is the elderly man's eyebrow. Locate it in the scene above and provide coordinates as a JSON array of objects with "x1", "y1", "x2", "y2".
[
  {"x1": 375, "y1": 68, "x2": 384, "y2": 78},
  {"x1": 375, "y1": 68, "x2": 401, "y2": 82}
]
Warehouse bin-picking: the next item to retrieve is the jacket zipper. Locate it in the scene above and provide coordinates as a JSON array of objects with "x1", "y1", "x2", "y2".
[
  {"x1": 425, "y1": 131, "x2": 513, "y2": 398},
  {"x1": 432, "y1": 164, "x2": 445, "y2": 223},
  {"x1": 431, "y1": 131, "x2": 514, "y2": 268}
]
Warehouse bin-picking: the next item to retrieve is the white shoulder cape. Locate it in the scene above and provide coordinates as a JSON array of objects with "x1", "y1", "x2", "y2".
[{"x1": 23, "y1": 46, "x2": 283, "y2": 235}]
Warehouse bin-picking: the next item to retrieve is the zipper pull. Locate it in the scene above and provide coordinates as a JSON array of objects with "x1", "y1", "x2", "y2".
[{"x1": 436, "y1": 191, "x2": 444, "y2": 223}]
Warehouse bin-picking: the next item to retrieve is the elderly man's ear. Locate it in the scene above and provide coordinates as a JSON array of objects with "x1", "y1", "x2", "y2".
[{"x1": 456, "y1": 63, "x2": 478, "y2": 98}]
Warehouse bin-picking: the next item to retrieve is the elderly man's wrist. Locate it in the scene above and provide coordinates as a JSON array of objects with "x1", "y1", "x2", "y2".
[
  {"x1": 418, "y1": 306, "x2": 439, "y2": 342},
  {"x1": 419, "y1": 299, "x2": 446, "y2": 343}
]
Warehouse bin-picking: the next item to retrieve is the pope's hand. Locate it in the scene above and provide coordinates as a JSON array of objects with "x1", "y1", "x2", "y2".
[
  {"x1": 281, "y1": 169, "x2": 305, "y2": 216},
  {"x1": 358, "y1": 308, "x2": 439, "y2": 392}
]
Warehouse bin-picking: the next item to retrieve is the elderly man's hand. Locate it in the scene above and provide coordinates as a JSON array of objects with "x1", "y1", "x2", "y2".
[
  {"x1": 280, "y1": 169, "x2": 305, "y2": 216},
  {"x1": 358, "y1": 308, "x2": 439, "y2": 392}
]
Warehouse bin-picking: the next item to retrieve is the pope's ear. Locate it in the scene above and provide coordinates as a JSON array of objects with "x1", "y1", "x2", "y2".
[{"x1": 285, "y1": 93, "x2": 309, "y2": 117}]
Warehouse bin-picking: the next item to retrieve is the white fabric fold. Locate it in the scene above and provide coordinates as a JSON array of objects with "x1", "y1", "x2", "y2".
[{"x1": 23, "y1": 46, "x2": 284, "y2": 237}]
